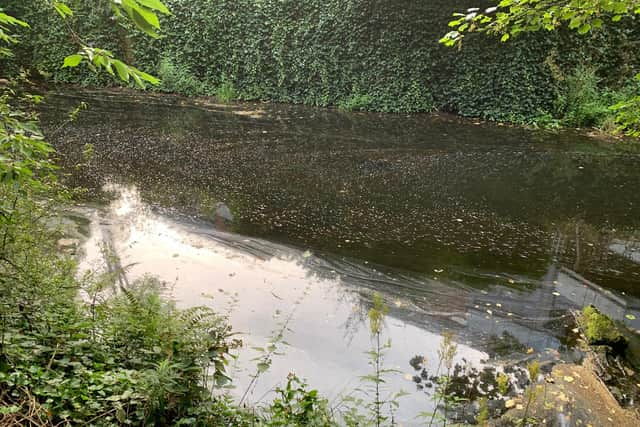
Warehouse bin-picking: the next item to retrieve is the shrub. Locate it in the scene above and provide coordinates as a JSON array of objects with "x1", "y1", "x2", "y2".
[
  {"x1": 157, "y1": 57, "x2": 210, "y2": 96},
  {"x1": 266, "y1": 374, "x2": 337, "y2": 426},
  {"x1": 611, "y1": 74, "x2": 640, "y2": 137},
  {"x1": 558, "y1": 66, "x2": 611, "y2": 127}
]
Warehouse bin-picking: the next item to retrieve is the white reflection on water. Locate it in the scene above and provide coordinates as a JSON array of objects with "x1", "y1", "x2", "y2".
[
  {"x1": 78, "y1": 184, "x2": 490, "y2": 424},
  {"x1": 79, "y1": 183, "x2": 640, "y2": 423}
]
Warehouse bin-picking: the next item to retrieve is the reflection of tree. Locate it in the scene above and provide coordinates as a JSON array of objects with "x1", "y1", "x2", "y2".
[
  {"x1": 549, "y1": 218, "x2": 640, "y2": 294},
  {"x1": 42, "y1": 91, "x2": 640, "y2": 296},
  {"x1": 485, "y1": 331, "x2": 527, "y2": 358}
]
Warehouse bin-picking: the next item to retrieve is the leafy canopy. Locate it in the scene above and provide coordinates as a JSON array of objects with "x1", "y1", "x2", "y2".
[
  {"x1": 1, "y1": 0, "x2": 171, "y2": 89},
  {"x1": 441, "y1": 0, "x2": 640, "y2": 136},
  {"x1": 441, "y1": 0, "x2": 640, "y2": 47}
]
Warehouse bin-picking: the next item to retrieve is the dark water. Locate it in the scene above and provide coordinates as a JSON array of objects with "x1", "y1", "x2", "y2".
[{"x1": 40, "y1": 90, "x2": 640, "y2": 423}]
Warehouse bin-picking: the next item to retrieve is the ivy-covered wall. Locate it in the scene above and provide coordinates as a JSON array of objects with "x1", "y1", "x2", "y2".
[{"x1": 5, "y1": 0, "x2": 640, "y2": 120}]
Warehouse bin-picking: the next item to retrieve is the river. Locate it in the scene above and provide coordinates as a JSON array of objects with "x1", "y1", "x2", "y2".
[{"x1": 40, "y1": 89, "x2": 640, "y2": 424}]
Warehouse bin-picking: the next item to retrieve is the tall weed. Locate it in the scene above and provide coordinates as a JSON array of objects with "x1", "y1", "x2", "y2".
[{"x1": 158, "y1": 57, "x2": 210, "y2": 96}]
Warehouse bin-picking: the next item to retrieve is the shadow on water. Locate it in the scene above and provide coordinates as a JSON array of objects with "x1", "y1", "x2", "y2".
[
  {"x1": 42, "y1": 90, "x2": 640, "y2": 292},
  {"x1": 40, "y1": 90, "x2": 640, "y2": 423}
]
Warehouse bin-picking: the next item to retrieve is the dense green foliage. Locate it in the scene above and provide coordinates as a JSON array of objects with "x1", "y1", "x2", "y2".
[
  {"x1": 441, "y1": 0, "x2": 640, "y2": 134},
  {"x1": 1, "y1": 0, "x2": 639, "y2": 424},
  {"x1": 5, "y1": 0, "x2": 639, "y2": 126},
  {"x1": 442, "y1": 0, "x2": 640, "y2": 46}
]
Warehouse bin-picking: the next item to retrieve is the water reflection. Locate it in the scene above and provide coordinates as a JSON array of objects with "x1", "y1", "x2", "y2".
[
  {"x1": 40, "y1": 90, "x2": 640, "y2": 421},
  {"x1": 75, "y1": 184, "x2": 615, "y2": 423},
  {"x1": 41, "y1": 91, "x2": 640, "y2": 297}
]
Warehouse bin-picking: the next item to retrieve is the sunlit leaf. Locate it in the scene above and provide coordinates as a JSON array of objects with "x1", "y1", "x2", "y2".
[{"x1": 62, "y1": 54, "x2": 82, "y2": 68}]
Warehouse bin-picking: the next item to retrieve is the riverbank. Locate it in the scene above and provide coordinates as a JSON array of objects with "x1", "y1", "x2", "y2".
[
  {"x1": 40, "y1": 84, "x2": 640, "y2": 145},
  {"x1": 9, "y1": 0, "x2": 640, "y2": 128},
  {"x1": 495, "y1": 357, "x2": 640, "y2": 426}
]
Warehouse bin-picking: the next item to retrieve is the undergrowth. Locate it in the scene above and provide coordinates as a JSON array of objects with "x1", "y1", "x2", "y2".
[
  {"x1": 529, "y1": 65, "x2": 640, "y2": 135},
  {"x1": 338, "y1": 94, "x2": 375, "y2": 112},
  {"x1": 157, "y1": 57, "x2": 211, "y2": 96},
  {"x1": 216, "y1": 78, "x2": 238, "y2": 103}
]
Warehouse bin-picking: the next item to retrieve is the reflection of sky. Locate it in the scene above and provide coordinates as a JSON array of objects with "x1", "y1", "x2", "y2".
[
  {"x1": 552, "y1": 267, "x2": 640, "y2": 330},
  {"x1": 79, "y1": 185, "x2": 491, "y2": 424},
  {"x1": 75, "y1": 184, "x2": 638, "y2": 423},
  {"x1": 610, "y1": 239, "x2": 640, "y2": 264}
]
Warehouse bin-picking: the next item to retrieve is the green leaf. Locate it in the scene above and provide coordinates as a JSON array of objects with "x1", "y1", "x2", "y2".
[
  {"x1": 0, "y1": 12, "x2": 29, "y2": 28},
  {"x1": 625, "y1": 314, "x2": 637, "y2": 320},
  {"x1": 121, "y1": 1, "x2": 161, "y2": 37},
  {"x1": 568, "y1": 17, "x2": 582, "y2": 29},
  {"x1": 53, "y1": 2, "x2": 74, "y2": 18},
  {"x1": 62, "y1": 54, "x2": 82, "y2": 68},
  {"x1": 131, "y1": 72, "x2": 145, "y2": 88},
  {"x1": 500, "y1": 33, "x2": 510, "y2": 42},
  {"x1": 130, "y1": 9, "x2": 160, "y2": 37},
  {"x1": 135, "y1": 69, "x2": 160, "y2": 85},
  {"x1": 113, "y1": 60, "x2": 130, "y2": 82},
  {"x1": 578, "y1": 23, "x2": 591, "y2": 34},
  {"x1": 133, "y1": 4, "x2": 160, "y2": 29},
  {"x1": 137, "y1": 0, "x2": 171, "y2": 15}
]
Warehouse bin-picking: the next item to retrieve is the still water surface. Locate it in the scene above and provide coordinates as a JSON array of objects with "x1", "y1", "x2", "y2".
[{"x1": 41, "y1": 90, "x2": 640, "y2": 423}]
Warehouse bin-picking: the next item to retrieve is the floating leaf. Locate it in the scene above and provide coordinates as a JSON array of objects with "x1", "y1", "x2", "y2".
[{"x1": 625, "y1": 314, "x2": 637, "y2": 320}]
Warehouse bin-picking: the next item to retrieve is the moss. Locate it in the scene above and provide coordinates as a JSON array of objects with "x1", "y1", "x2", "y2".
[{"x1": 581, "y1": 306, "x2": 628, "y2": 350}]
